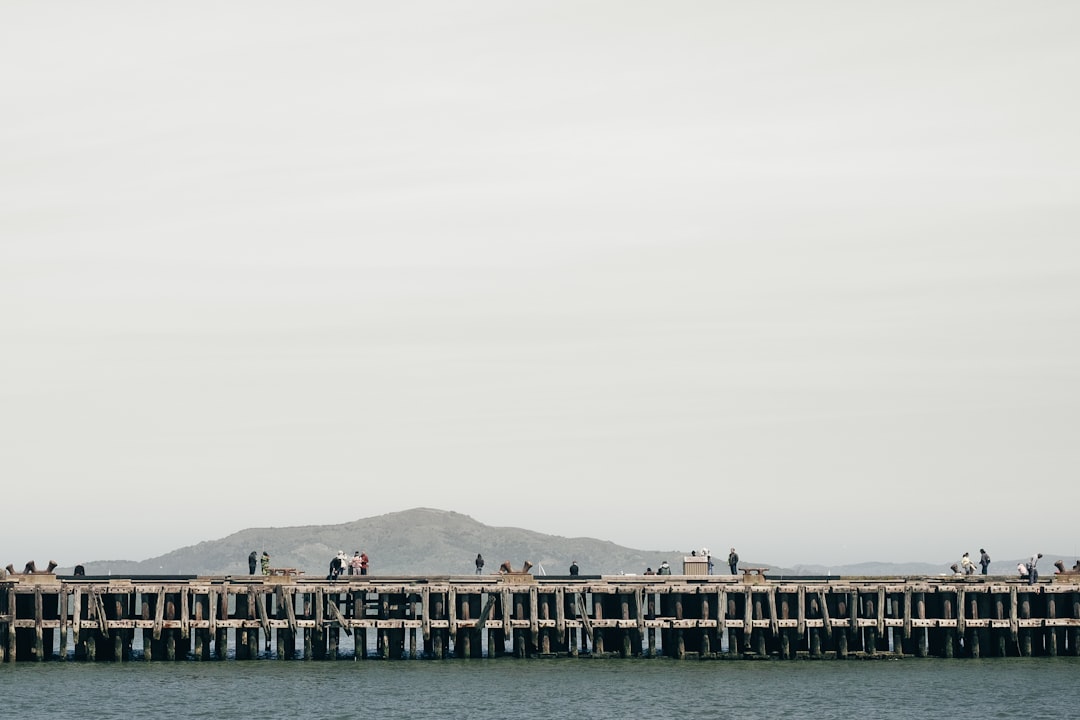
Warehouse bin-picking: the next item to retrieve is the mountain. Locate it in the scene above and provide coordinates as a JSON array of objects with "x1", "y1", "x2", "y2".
[
  {"x1": 64, "y1": 508, "x2": 1065, "y2": 578},
  {"x1": 71, "y1": 508, "x2": 684, "y2": 577}
]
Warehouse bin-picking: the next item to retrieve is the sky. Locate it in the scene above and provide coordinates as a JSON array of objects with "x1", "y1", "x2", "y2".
[{"x1": 2, "y1": 1, "x2": 1079, "y2": 569}]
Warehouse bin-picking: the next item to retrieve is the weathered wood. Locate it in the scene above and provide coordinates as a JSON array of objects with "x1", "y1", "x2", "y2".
[
  {"x1": 431, "y1": 592, "x2": 444, "y2": 659},
  {"x1": 71, "y1": 587, "x2": 82, "y2": 659},
  {"x1": 475, "y1": 593, "x2": 497, "y2": 633},
  {"x1": 59, "y1": 589, "x2": 68, "y2": 660},
  {"x1": 877, "y1": 587, "x2": 886, "y2": 636},
  {"x1": 796, "y1": 585, "x2": 806, "y2": 636},
  {"x1": 593, "y1": 591, "x2": 605, "y2": 656},
  {"x1": 1046, "y1": 593, "x2": 1058, "y2": 656},
  {"x1": 34, "y1": 587, "x2": 44, "y2": 661},
  {"x1": 92, "y1": 592, "x2": 109, "y2": 637},
  {"x1": 742, "y1": 586, "x2": 752, "y2": 641},
  {"x1": 180, "y1": 589, "x2": 190, "y2": 639},
  {"x1": 903, "y1": 588, "x2": 912, "y2": 639},
  {"x1": 1072, "y1": 593, "x2": 1080, "y2": 657},
  {"x1": 254, "y1": 587, "x2": 271, "y2": 650},
  {"x1": 448, "y1": 587, "x2": 457, "y2": 636},
  {"x1": 284, "y1": 589, "x2": 297, "y2": 633},
  {"x1": 113, "y1": 593, "x2": 128, "y2": 661},
  {"x1": 501, "y1": 589, "x2": 512, "y2": 642},
  {"x1": 752, "y1": 591, "x2": 766, "y2": 656},
  {"x1": 555, "y1": 587, "x2": 566, "y2": 638},
  {"x1": 1009, "y1": 586, "x2": 1019, "y2": 639},
  {"x1": 576, "y1": 593, "x2": 593, "y2": 642},
  {"x1": 529, "y1": 586, "x2": 539, "y2": 648},
  {"x1": 153, "y1": 589, "x2": 165, "y2": 640},
  {"x1": 1019, "y1": 591, "x2": 1032, "y2": 657},
  {"x1": 4, "y1": 575, "x2": 1080, "y2": 663},
  {"x1": 326, "y1": 599, "x2": 351, "y2": 637},
  {"x1": 818, "y1": 590, "x2": 832, "y2": 639},
  {"x1": 915, "y1": 592, "x2": 928, "y2": 657},
  {"x1": 421, "y1": 587, "x2": 431, "y2": 641},
  {"x1": 635, "y1": 588, "x2": 645, "y2": 644}
]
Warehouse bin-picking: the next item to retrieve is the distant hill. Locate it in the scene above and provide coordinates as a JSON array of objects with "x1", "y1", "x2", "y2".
[
  {"x1": 63, "y1": 508, "x2": 1067, "y2": 578},
  {"x1": 70, "y1": 508, "x2": 684, "y2": 577}
]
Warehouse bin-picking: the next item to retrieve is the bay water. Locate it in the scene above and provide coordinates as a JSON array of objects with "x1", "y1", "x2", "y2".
[{"x1": 1, "y1": 657, "x2": 1075, "y2": 719}]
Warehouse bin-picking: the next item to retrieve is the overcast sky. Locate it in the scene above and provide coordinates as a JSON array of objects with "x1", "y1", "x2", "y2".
[{"x1": 3, "y1": 2, "x2": 1078, "y2": 569}]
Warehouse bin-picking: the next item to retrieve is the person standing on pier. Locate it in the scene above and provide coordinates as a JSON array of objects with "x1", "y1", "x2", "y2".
[
  {"x1": 475, "y1": 553, "x2": 485, "y2": 575},
  {"x1": 961, "y1": 552, "x2": 976, "y2": 575},
  {"x1": 360, "y1": 551, "x2": 369, "y2": 575},
  {"x1": 248, "y1": 551, "x2": 257, "y2": 575},
  {"x1": 979, "y1": 549, "x2": 991, "y2": 575},
  {"x1": 569, "y1": 560, "x2": 579, "y2": 576},
  {"x1": 260, "y1": 551, "x2": 270, "y2": 575},
  {"x1": 350, "y1": 551, "x2": 362, "y2": 575},
  {"x1": 1028, "y1": 553, "x2": 1043, "y2": 585},
  {"x1": 329, "y1": 552, "x2": 345, "y2": 580},
  {"x1": 728, "y1": 548, "x2": 739, "y2": 575}
]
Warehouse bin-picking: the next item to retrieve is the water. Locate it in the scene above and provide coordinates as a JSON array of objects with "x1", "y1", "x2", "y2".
[{"x1": 0, "y1": 658, "x2": 1075, "y2": 720}]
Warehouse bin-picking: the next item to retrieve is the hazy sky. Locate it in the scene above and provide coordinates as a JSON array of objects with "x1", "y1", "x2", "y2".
[{"x1": 3, "y1": 2, "x2": 1079, "y2": 569}]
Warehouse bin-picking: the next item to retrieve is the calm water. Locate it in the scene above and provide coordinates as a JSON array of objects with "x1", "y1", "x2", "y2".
[{"x1": 0, "y1": 658, "x2": 1075, "y2": 719}]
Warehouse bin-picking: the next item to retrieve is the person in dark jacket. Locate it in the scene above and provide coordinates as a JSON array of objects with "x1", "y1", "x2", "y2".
[
  {"x1": 569, "y1": 560, "x2": 579, "y2": 576},
  {"x1": 728, "y1": 548, "x2": 739, "y2": 575},
  {"x1": 475, "y1": 554, "x2": 485, "y2": 575},
  {"x1": 248, "y1": 551, "x2": 257, "y2": 575}
]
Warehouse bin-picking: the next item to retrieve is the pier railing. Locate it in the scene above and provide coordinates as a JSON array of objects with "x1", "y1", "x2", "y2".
[{"x1": 2, "y1": 574, "x2": 1078, "y2": 662}]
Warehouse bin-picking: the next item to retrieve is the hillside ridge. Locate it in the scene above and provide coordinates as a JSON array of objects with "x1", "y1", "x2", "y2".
[{"x1": 63, "y1": 507, "x2": 1058, "y2": 578}]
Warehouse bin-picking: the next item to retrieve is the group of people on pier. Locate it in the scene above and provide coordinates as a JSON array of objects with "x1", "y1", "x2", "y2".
[
  {"x1": 956, "y1": 549, "x2": 992, "y2": 576},
  {"x1": 948, "y1": 550, "x2": 1050, "y2": 586},
  {"x1": 641, "y1": 547, "x2": 740, "y2": 577},
  {"x1": 247, "y1": 551, "x2": 270, "y2": 575},
  {"x1": 328, "y1": 550, "x2": 369, "y2": 579},
  {"x1": 247, "y1": 549, "x2": 370, "y2": 579},
  {"x1": 227, "y1": 545, "x2": 1066, "y2": 584}
]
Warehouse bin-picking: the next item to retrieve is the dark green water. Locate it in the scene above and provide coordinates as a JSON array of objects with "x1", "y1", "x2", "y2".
[{"x1": 1, "y1": 658, "x2": 1075, "y2": 719}]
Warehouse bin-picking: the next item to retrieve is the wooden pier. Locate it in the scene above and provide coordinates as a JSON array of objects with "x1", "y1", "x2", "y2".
[{"x1": 3, "y1": 573, "x2": 1080, "y2": 662}]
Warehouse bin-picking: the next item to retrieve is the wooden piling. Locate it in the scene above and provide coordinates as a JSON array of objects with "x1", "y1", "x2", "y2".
[
  {"x1": 1071, "y1": 591, "x2": 1080, "y2": 660},
  {"x1": 915, "y1": 592, "x2": 927, "y2": 657},
  {"x1": 1019, "y1": 591, "x2": 1032, "y2": 657},
  {"x1": 1072, "y1": 592, "x2": 1080, "y2": 657},
  {"x1": 808, "y1": 593, "x2": 822, "y2": 658},
  {"x1": 835, "y1": 592, "x2": 848, "y2": 660}
]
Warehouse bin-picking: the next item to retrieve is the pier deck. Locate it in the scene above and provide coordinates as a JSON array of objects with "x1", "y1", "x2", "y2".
[{"x1": 2, "y1": 574, "x2": 1078, "y2": 662}]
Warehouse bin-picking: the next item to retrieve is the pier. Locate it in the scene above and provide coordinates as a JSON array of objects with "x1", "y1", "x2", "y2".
[{"x1": 3, "y1": 573, "x2": 1080, "y2": 662}]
